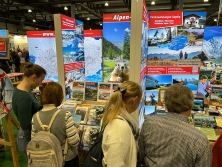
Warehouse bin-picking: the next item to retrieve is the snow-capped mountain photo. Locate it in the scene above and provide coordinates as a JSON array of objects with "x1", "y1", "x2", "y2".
[{"x1": 203, "y1": 36, "x2": 222, "y2": 59}]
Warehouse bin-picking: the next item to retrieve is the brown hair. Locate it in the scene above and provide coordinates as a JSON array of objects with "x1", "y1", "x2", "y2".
[
  {"x1": 201, "y1": 75, "x2": 208, "y2": 80},
  {"x1": 41, "y1": 82, "x2": 63, "y2": 107},
  {"x1": 164, "y1": 84, "x2": 194, "y2": 113},
  {"x1": 101, "y1": 81, "x2": 142, "y2": 128},
  {"x1": 23, "y1": 62, "x2": 46, "y2": 78}
]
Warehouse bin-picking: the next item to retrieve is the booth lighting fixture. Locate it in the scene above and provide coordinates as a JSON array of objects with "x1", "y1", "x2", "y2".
[
  {"x1": 33, "y1": 19, "x2": 36, "y2": 22},
  {"x1": 64, "y1": 6, "x2": 68, "y2": 10},
  {"x1": 28, "y1": 9, "x2": 32, "y2": 12},
  {"x1": 204, "y1": 0, "x2": 208, "y2": 2},
  {"x1": 214, "y1": 19, "x2": 217, "y2": 22},
  {"x1": 87, "y1": 17, "x2": 90, "y2": 20},
  {"x1": 90, "y1": 28, "x2": 92, "y2": 30},
  {"x1": 100, "y1": 23, "x2": 102, "y2": 26},
  {"x1": 105, "y1": 2, "x2": 109, "y2": 6},
  {"x1": 151, "y1": 1, "x2": 155, "y2": 5}
]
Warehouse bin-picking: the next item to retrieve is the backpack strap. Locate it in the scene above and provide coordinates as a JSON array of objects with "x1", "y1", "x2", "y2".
[
  {"x1": 36, "y1": 109, "x2": 61, "y2": 132},
  {"x1": 63, "y1": 139, "x2": 68, "y2": 161},
  {"x1": 115, "y1": 117, "x2": 138, "y2": 139},
  {"x1": 36, "y1": 109, "x2": 69, "y2": 161}
]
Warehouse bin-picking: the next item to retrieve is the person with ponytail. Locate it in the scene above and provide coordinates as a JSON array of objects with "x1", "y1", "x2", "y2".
[
  {"x1": 12, "y1": 62, "x2": 46, "y2": 161},
  {"x1": 101, "y1": 81, "x2": 142, "y2": 167}
]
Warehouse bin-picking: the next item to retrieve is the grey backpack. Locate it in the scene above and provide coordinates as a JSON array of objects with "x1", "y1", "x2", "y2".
[{"x1": 27, "y1": 109, "x2": 68, "y2": 167}]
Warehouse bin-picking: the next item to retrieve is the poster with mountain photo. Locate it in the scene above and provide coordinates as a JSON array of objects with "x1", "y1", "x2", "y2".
[
  {"x1": 202, "y1": 26, "x2": 222, "y2": 85},
  {"x1": 103, "y1": 13, "x2": 131, "y2": 83},
  {"x1": 147, "y1": 11, "x2": 206, "y2": 67}
]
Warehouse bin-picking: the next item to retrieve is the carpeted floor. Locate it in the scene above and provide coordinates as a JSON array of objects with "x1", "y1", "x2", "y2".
[{"x1": 0, "y1": 111, "x2": 27, "y2": 167}]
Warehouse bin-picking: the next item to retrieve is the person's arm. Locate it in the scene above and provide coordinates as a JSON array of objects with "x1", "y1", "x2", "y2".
[
  {"x1": 17, "y1": 97, "x2": 33, "y2": 130},
  {"x1": 138, "y1": 124, "x2": 146, "y2": 166},
  {"x1": 103, "y1": 121, "x2": 132, "y2": 167},
  {"x1": 195, "y1": 141, "x2": 212, "y2": 167},
  {"x1": 65, "y1": 111, "x2": 79, "y2": 147}
]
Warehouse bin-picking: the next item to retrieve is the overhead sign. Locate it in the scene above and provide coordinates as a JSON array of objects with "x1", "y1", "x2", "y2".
[
  {"x1": 0, "y1": 41, "x2": 6, "y2": 52},
  {"x1": 149, "y1": 10, "x2": 183, "y2": 29},
  {"x1": 142, "y1": 0, "x2": 148, "y2": 22},
  {"x1": 60, "y1": 14, "x2": 76, "y2": 30},
  {"x1": 84, "y1": 30, "x2": 102, "y2": 37},
  {"x1": 103, "y1": 13, "x2": 131, "y2": 22},
  {"x1": 26, "y1": 31, "x2": 55, "y2": 38}
]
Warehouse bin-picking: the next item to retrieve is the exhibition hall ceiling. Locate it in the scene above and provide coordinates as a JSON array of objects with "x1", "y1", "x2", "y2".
[{"x1": 0, "y1": 0, "x2": 220, "y2": 32}]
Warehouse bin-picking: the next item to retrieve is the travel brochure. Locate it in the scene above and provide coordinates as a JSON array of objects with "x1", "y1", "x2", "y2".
[
  {"x1": 60, "y1": 103, "x2": 106, "y2": 150},
  {"x1": 62, "y1": 82, "x2": 121, "y2": 102}
]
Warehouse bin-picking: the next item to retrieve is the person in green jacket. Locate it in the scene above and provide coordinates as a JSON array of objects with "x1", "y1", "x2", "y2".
[{"x1": 12, "y1": 62, "x2": 46, "y2": 161}]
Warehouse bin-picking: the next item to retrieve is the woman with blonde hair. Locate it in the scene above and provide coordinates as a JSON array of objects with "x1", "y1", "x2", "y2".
[{"x1": 101, "y1": 81, "x2": 142, "y2": 167}]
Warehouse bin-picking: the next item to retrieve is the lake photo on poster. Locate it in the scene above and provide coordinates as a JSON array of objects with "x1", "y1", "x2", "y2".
[{"x1": 185, "y1": 83, "x2": 198, "y2": 91}]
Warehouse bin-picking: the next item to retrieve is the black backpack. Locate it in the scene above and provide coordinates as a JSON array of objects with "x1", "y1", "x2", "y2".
[
  {"x1": 83, "y1": 126, "x2": 105, "y2": 167},
  {"x1": 83, "y1": 118, "x2": 135, "y2": 167}
]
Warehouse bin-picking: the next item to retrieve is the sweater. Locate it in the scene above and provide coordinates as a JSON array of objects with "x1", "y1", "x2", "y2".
[
  {"x1": 31, "y1": 105, "x2": 80, "y2": 161},
  {"x1": 12, "y1": 88, "x2": 42, "y2": 130},
  {"x1": 102, "y1": 111, "x2": 138, "y2": 167},
  {"x1": 212, "y1": 134, "x2": 222, "y2": 167}
]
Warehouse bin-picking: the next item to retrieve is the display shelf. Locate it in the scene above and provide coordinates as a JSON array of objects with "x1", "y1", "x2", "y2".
[{"x1": 75, "y1": 100, "x2": 106, "y2": 164}]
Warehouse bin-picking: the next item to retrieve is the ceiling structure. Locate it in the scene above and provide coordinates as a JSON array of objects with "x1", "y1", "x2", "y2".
[{"x1": 0, "y1": 0, "x2": 220, "y2": 33}]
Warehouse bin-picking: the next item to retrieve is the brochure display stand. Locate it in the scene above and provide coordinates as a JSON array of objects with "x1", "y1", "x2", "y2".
[
  {"x1": 0, "y1": 69, "x2": 19, "y2": 167},
  {"x1": 0, "y1": 113, "x2": 19, "y2": 167}
]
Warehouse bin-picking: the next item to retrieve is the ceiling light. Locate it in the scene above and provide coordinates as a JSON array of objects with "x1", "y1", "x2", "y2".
[
  {"x1": 105, "y1": 2, "x2": 109, "y2": 6},
  {"x1": 214, "y1": 19, "x2": 217, "y2": 22},
  {"x1": 204, "y1": 0, "x2": 208, "y2": 2},
  {"x1": 100, "y1": 23, "x2": 102, "y2": 26},
  {"x1": 151, "y1": 1, "x2": 155, "y2": 5},
  {"x1": 90, "y1": 28, "x2": 92, "y2": 30},
  {"x1": 33, "y1": 19, "x2": 36, "y2": 22},
  {"x1": 28, "y1": 9, "x2": 32, "y2": 12},
  {"x1": 64, "y1": 6, "x2": 68, "y2": 10},
  {"x1": 87, "y1": 17, "x2": 90, "y2": 20}
]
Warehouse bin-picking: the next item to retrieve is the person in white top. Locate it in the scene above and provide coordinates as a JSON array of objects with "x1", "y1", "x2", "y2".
[
  {"x1": 18, "y1": 51, "x2": 26, "y2": 72},
  {"x1": 101, "y1": 81, "x2": 142, "y2": 167}
]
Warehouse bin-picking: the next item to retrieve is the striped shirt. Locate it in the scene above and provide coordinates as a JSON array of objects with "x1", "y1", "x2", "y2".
[
  {"x1": 31, "y1": 107, "x2": 79, "y2": 161},
  {"x1": 138, "y1": 112, "x2": 212, "y2": 167}
]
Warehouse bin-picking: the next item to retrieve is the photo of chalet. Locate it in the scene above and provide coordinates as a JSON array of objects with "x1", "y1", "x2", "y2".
[
  {"x1": 184, "y1": 14, "x2": 201, "y2": 28},
  {"x1": 182, "y1": 12, "x2": 206, "y2": 29}
]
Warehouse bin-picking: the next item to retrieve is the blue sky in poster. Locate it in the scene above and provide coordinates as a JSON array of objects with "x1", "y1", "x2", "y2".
[
  {"x1": 183, "y1": 12, "x2": 206, "y2": 19},
  {"x1": 146, "y1": 90, "x2": 158, "y2": 101},
  {"x1": 148, "y1": 28, "x2": 166, "y2": 38},
  {"x1": 0, "y1": 30, "x2": 7, "y2": 38},
  {"x1": 76, "y1": 19, "x2": 83, "y2": 25},
  {"x1": 173, "y1": 74, "x2": 199, "y2": 81},
  {"x1": 144, "y1": 106, "x2": 156, "y2": 115},
  {"x1": 148, "y1": 75, "x2": 172, "y2": 84},
  {"x1": 103, "y1": 22, "x2": 131, "y2": 42},
  {"x1": 204, "y1": 26, "x2": 222, "y2": 40}
]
